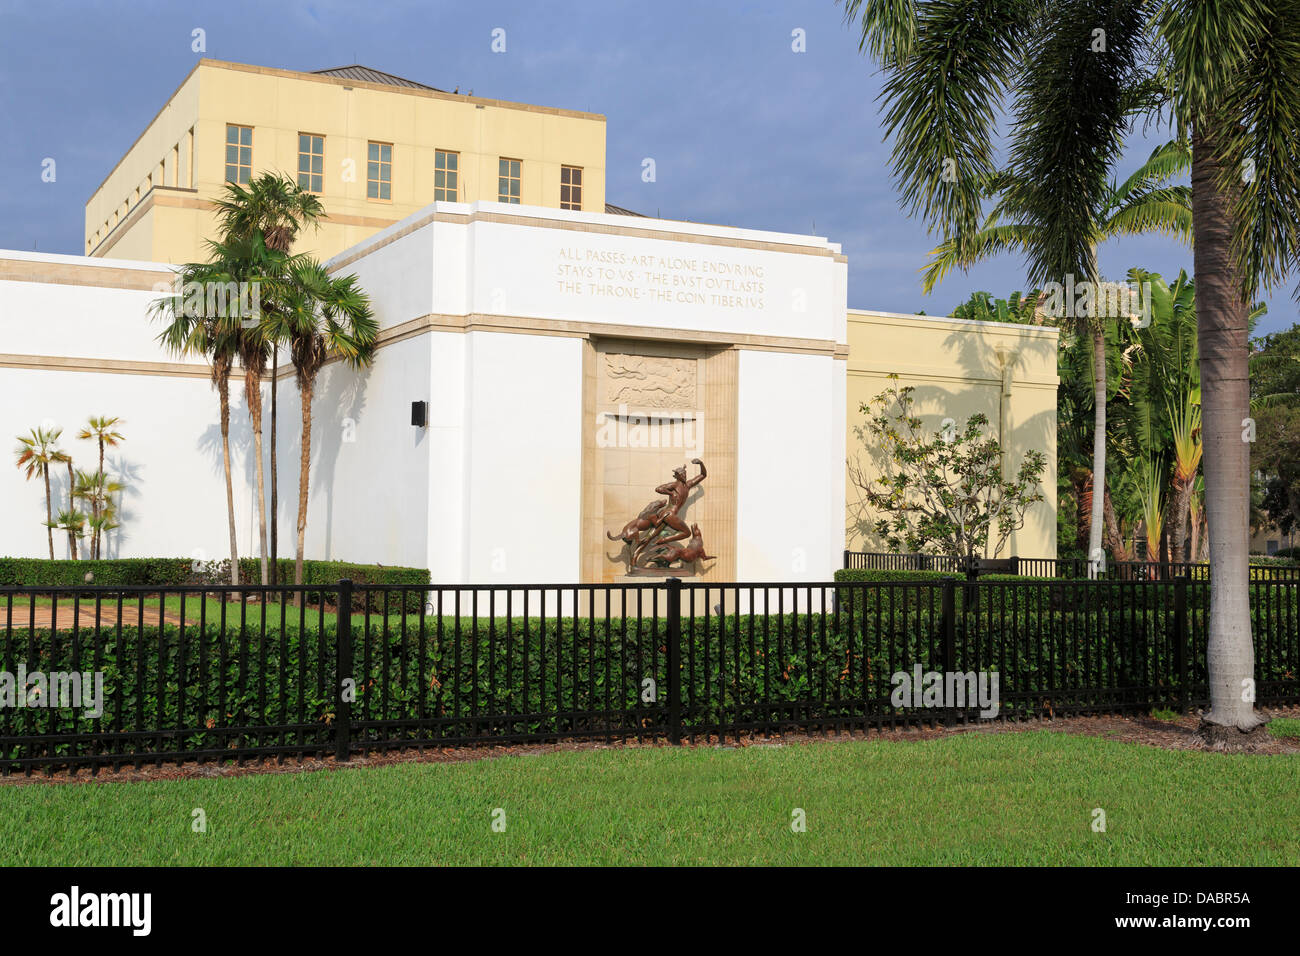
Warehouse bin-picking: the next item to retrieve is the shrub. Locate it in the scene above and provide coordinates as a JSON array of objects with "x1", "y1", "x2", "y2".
[{"x1": 0, "y1": 557, "x2": 429, "y2": 600}]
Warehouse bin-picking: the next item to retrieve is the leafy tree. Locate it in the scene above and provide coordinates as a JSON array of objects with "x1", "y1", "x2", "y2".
[
  {"x1": 850, "y1": 377, "x2": 1046, "y2": 558},
  {"x1": 949, "y1": 289, "x2": 1041, "y2": 324}
]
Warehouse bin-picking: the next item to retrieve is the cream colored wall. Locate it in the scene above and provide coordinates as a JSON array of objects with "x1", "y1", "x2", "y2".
[
  {"x1": 846, "y1": 310, "x2": 1059, "y2": 559},
  {"x1": 85, "y1": 69, "x2": 200, "y2": 256},
  {"x1": 88, "y1": 60, "x2": 606, "y2": 264}
]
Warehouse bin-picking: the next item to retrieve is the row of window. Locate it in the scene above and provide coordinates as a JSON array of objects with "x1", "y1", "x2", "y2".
[{"x1": 226, "y1": 124, "x2": 584, "y2": 208}]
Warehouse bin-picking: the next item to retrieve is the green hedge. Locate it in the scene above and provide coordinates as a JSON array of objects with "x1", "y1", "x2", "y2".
[
  {"x1": 0, "y1": 557, "x2": 428, "y2": 590},
  {"x1": 5, "y1": 588, "x2": 1299, "y2": 765}
]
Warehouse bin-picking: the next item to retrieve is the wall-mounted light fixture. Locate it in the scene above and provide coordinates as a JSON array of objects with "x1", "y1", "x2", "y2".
[{"x1": 411, "y1": 401, "x2": 428, "y2": 428}]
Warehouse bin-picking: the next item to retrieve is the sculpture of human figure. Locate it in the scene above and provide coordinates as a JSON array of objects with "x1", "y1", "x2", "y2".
[{"x1": 634, "y1": 459, "x2": 707, "y2": 563}]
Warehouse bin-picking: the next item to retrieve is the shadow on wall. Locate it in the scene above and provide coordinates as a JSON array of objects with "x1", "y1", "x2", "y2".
[
  {"x1": 197, "y1": 385, "x2": 256, "y2": 559},
  {"x1": 308, "y1": 363, "x2": 374, "y2": 562},
  {"x1": 846, "y1": 322, "x2": 1056, "y2": 557}
]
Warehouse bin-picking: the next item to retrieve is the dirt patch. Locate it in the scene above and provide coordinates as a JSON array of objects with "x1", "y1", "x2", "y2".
[
  {"x1": 0, "y1": 599, "x2": 189, "y2": 630},
  {"x1": 4, "y1": 706, "x2": 1297, "y2": 788}
]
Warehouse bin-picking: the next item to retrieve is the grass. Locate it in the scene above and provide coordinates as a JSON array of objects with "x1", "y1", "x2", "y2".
[
  {"x1": 2, "y1": 731, "x2": 1297, "y2": 866},
  {"x1": 1270, "y1": 718, "x2": 1300, "y2": 739}
]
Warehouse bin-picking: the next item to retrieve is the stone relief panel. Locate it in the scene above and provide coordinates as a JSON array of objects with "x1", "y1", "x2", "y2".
[{"x1": 603, "y1": 353, "x2": 698, "y2": 409}]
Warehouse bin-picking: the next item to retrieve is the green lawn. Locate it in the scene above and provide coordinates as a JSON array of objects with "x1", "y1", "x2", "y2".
[{"x1": 2, "y1": 731, "x2": 1297, "y2": 866}]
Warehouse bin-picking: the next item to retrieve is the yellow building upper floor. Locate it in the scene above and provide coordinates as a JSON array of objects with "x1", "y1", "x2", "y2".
[{"x1": 85, "y1": 59, "x2": 608, "y2": 264}]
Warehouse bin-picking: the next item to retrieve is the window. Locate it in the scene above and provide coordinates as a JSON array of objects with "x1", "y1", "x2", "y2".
[
  {"x1": 298, "y1": 133, "x2": 324, "y2": 193},
  {"x1": 367, "y1": 141, "x2": 392, "y2": 200},
  {"x1": 498, "y1": 158, "x2": 521, "y2": 203},
  {"x1": 434, "y1": 149, "x2": 459, "y2": 201},
  {"x1": 560, "y1": 165, "x2": 583, "y2": 210},
  {"x1": 225, "y1": 124, "x2": 252, "y2": 183}
]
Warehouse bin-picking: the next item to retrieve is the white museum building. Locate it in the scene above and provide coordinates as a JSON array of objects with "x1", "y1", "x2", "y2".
[{"x1": 0, "y1": 201, "x2": 851, "y2": 584}]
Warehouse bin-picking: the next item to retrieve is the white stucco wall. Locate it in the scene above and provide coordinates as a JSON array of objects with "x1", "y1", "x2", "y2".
[
  {"x1": 2, "y1": 204, "x2": 853, "y2": 588},
  {"x1": 736, "y1": 349, "x2": 842, "y2": 582}
]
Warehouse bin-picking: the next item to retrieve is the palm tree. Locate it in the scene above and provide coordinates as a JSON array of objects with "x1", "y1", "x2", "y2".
[
  {"x1": 1160, "y1": 1, "x2": 1300, "y2": 742},
  {"x1": 154, "y1": 262, "x2": 243, "y2": 585},
  {"x1": 213, "y1": 174, "x2": 325, "y2": 586},
  {"x1": 1123, "y1": 269, "x2": 1198, "y2": 562},
  {"x1": 1137, "y1": 455, "x2": 1167, "y2": 568},
  {"x1": 14, "y1": 427, "x2": 62, "y2": 558},
  {"x1": 76, "y1": 416, "x2": 124, "y2": 559},
  {"x1": 922, "y1": 142, "x2": 1193, "y2": 575},
  {"x1": 847, "y1": 0, "x2": 1300, "y2": 745},
  {"x1": 268, "y1": 259, "x2": 377, "y2": 586}
]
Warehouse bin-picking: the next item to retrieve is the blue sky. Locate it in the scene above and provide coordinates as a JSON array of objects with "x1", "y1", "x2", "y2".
[{"x1": 1, "y1": 0, "x2": 1294, "y2": 335}]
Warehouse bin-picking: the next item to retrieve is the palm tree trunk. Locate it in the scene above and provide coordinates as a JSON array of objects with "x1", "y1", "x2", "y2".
[
  {"x1": 66, "y1": 460, "x2": 77, "y2": 560},
  {"x1": 217, "y1": 367, "x2": 240, "y2": 586},
  {"x1": 296, "y1": 375, "x2": 314, "y2": 588},
  {"x1": 95, "y1": 437, "x2": 105, "y2": 559},
  {"x1": 271, "y1": 351, "x2": 279, "y2": 589},
  {"x1": 1103, "y1": 485, "x2": 1131, "y2": 563},
  {"x1": 43, "y1": 469, "x2": 53, "y2": 560},
  {"x1": 1088, "y1": 326, "x2": 1107, "y2": 576},
  {"x1": 1170, "y1": 477, "x2": 1193, "y2": 564},
  {"x1": 1075, "y1": 470, "x2": 1092, "y2": 552},
  {"x1": 245, "y1": 367, "x2": 269, "y2": 586},
  {"x1": 1192, "y1": 123, "x2": 1262, "y2": 737}
]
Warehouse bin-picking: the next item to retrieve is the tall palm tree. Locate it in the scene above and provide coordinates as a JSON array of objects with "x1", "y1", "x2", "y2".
[
  {"x1": 268, "y1": 259, "x2": 377, "y2": 586},
  {"x1": 154, "y1": 262, "x2": 243, "y2": 585},
  {"x1": 14, "y1": 426, "x2": 62, "y2": 559},
  {"x1": 922, "y1": 142, "x2": 1192, "y2": 575},
  {"x1": 846, "y1": 0, "x2": 1300, "y2": 746},
  {"x1": 213, "y1": 174, "x2": 325, "y2": 586},
  {"x1": 76, "y1": 416, "x2": 124, "y2": 559},
  {"x1": 1159, "y1": 1, "x2": 1300, "y2": 741}
]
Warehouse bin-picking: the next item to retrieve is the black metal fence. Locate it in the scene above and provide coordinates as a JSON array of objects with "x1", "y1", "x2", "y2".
[
  {"x1": 843, "y1": 551, "x2": 1300, "y2": 581},
  {"x1": 1, "y1": 575, "x2": 1297, "y2": 775}
]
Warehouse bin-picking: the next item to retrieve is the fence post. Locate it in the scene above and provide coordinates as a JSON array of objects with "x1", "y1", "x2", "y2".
[
  {"x1": 335, "y1": 578, "x2": 353, "y2": 762},
  {"x1": 941, "y1": 576, "x2": 957, "y2": 725},
  {"x1": 1173, "y1": 573, "x2": 1189, "y2": 714},
  {"x1": 666, "y1": 577, "x2": 682, "y2": 745},
  {"x1": 1011, "y1": 554, "x2": 1020, "y2": 576},
  {"x1": 843, "y1": 549, "x2": 850, "y2": 570}
]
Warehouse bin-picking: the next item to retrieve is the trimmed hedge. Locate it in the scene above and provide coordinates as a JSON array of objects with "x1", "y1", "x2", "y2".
[
  {"x1": 6, "y1": 588, "x2": 1299, "y2": 766},
  {"x1": 0, "y1": 557, "x2": 429, "y2": 590}
]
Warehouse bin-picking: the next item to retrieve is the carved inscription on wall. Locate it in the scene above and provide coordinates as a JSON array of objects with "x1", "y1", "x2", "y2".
[{"x1": 604, "y1": 354, "x2": 697, "y2": 408}]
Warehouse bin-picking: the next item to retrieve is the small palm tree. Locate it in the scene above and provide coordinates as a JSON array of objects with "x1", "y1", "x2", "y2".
[
  {"x1": 1138, "y1": 456, "x2": 1168, "y2": 573},
  {"x1": 73, "y1": 468, "x2": 124, "y2": 559},
  {"x1": 14, "y1": 427, "x2": 62, "y2": 559},
  {"x1": 268, "y1": 259, "x2": 377, "y2": 586},
  {"x1": 76, "y1": 416, "x2": 124, "y2": 559},
  {"x1": 47, "y1": 509, "x2": 86, "y2": 560}
]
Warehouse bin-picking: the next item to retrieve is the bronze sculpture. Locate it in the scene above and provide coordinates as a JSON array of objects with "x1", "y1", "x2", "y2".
[
  {"x1": 606, "y1": 459, "x2": 712, "y2": 573},
  {"x1": 640, "y1": 523, "x2": 713, "y2": 569}
]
